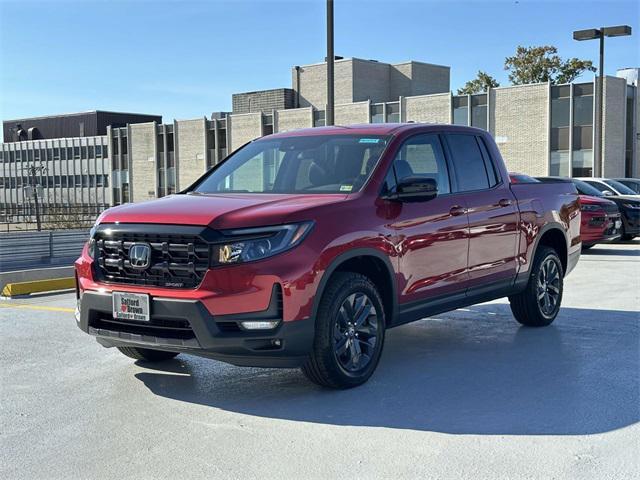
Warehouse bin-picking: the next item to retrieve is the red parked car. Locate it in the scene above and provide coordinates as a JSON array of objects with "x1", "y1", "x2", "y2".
[
  {"x1": 576, "y1": 195, "x2": 621, "y2": 249},
  {"x1": 76, "y1": 124, "x2": 581, "y2": 388},
  {"x1": 511, "y1": 174, "x2": 621, "y2": 249}
]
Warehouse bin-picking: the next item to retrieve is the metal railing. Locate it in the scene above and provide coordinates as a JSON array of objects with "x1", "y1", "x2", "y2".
[
  {"x1": 0, "y1": 230, "x2": 88, "y2": 272},
  {"x1": 0, "y1": 205, "x2": 105, "y2": 232}
]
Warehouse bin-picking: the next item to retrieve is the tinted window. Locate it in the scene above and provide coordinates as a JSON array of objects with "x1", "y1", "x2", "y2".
[
  {"x1": 584, "y1": 180, "x2": 613, "y2": 194},
  {"x1": 393, "y1": 134, "x2": 450, "y2": 194},
  {"x1": 194, "y1": 135, "x2": 389, "y2": 194},
  {"x1": 572, "y1": 179, "x2": 603, "y2": 197},
  {"x1": 603, "y1": 179, "x2": 636, "y2": 195},
  {"x1": 446, "y1": 134, "x2": 490, "y2": 191},
  {"x1": 476, "y1": 136, "x2": 499, "y2": 186}
]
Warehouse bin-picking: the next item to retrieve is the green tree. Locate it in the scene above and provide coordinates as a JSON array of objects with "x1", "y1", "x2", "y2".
[
  {"x1": 504, "y1": 45, "x2": 596, "y2": 85},
  {"x1": 457, "y1": 71, "x2": 500, "y2": 95}
]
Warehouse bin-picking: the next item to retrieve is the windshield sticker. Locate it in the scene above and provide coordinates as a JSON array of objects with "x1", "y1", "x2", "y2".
[
  {"x1": 340, "y1": 185, "x2": 353, "y2": 192},
  {"x1": 359, "y1": 138, "x2": 381, "y2": 144}
]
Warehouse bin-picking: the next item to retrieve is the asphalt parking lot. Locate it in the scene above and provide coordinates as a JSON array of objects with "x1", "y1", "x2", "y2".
[{"x1": 1, "y1": 241, "x2": 638, "y2": 480}]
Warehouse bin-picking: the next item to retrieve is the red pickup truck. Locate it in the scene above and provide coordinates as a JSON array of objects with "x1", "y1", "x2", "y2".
[{"x1": 75, "y1": 124, "x2": 581, "y2": 388}]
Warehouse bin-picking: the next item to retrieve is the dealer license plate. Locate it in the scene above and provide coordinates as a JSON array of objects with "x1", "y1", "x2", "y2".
[{"x1": 113, "y1": 292, "x2": 150, "y2": 322}]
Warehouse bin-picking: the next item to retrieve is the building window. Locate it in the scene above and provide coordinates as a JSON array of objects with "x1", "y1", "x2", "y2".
[
  {"x1": 386, "y1": 102, "x2": 400, "y2": 123},
  {"x1": 167, "y1": 133, "x2": 174, "y2": 152},
  {"x1": 452, "y1": 96, "x2": 469, "y2": 126},
  {"x1": 550, "y1": 85, "x2": 571, "y2": 176},
  {"x1": 313, "y1": 110, "x2": 325, "y2": 127},
  {"x1": 471, "y1": 94, "x2": 487, "y2": 130},
  {"x1": 371, "y1": 104, "x2": 384, "y2": 123},
  {"x1": 263, "y1": 114, "x2": 274, "y2": 136},
  {"x1": 571, "y1": 83, "x2": 594, "y2": 177}
]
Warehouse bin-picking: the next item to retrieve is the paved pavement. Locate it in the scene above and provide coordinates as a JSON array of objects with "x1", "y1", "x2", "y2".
[{"x1": 1, "y1": 241, "x2": 639, "y2": 479}]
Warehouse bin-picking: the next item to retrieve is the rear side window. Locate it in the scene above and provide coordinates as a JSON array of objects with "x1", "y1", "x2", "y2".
[
  {"x1": 445, "y1": 134, "x2": 491, "y2": 192},
  {"x1": 393, "y1": 134, "x2": 450, "y2": 194}
]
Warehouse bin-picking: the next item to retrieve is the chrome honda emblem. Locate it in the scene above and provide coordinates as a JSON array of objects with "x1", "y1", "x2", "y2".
[{"x1": 128, "y1": 243, "x2": 151, "y2": 270}]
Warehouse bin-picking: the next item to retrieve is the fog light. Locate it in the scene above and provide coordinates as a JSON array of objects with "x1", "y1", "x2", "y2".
[{"x1": 240, "y1": 321, "x2": 280, "y2": 330}]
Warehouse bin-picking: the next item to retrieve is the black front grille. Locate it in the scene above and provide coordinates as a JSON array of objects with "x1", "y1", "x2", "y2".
[
  {"x1": 94, "y1": 228, "x2": 212, "y2": 288},
  {"x1": 91, "y1": 316, "x2": 196, "y2": 340}
]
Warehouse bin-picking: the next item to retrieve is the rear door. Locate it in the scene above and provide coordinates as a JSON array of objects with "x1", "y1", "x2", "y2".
[{"x1": 443, "y1": 133, "x2": 519, "y2": 289}]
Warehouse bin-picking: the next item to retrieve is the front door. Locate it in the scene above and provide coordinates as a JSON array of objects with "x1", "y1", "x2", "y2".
[{"x1": 381, "y1": 133, "x2": 470, "y2": 305}]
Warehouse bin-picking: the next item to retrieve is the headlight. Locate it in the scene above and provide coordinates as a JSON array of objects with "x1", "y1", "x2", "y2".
[
  {"x1": 86, "y1": 225, "x2": 97, "y2": 259},
  {"x1": 214, "y1": 222, "x2": 313, "y2": 265},
  {"x1": 622, "y1": 203, "x2": 640, "y2": 210},
  {"x1": 580, "y1": 204, "x2": 601, "y2": 212}
]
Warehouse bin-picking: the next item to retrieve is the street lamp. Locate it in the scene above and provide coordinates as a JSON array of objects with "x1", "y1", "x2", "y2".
[
  {"x1": 573, "y1": 25, "x2": 632, "y2": 177},
  {"x1": 326, "y1": 0, "x2": 335, "y2": 126}
]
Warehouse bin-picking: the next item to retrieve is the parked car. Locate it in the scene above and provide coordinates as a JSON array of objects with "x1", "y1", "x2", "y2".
[
  {"x1": 536, "y1": 177, "x2": 621, "y2": 249},
  {"x1": 549, "y1": 178, "x2": 639, "y2": 241},
  {"x1": 576, "y1": 177, "x2": 640, "y2": 198},
  {"x1": 75, "y1": 124, "x2": 581, "y2": 388},
  {"x1": 614, "y1": 178, "x2": 640, "y2": 194}
]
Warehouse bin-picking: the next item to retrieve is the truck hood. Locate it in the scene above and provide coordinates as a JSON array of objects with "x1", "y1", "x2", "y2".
[{"x1": 98, "y1": 193, "x2": 348, "y2": 229}]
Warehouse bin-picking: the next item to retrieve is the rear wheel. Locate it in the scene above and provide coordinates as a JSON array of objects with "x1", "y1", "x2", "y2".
[
  {"x1": 509, "y1": 246, "x2": 563, "y2": 327},
  {"x1": 117, "y1": 346, "x2": 179, "y2": 362},
  {"x1": 302, "y1": 272, "x2": 386, "y2": 389}
]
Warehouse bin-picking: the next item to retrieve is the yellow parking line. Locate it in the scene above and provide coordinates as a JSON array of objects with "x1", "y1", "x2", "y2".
[{"x1": 0, "y1": 303, "x2": 75, "y2": 313}]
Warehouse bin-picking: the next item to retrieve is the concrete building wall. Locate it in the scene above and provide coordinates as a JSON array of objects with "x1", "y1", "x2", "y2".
[
  {"x1": 404, "y1": 93, "x2": 451, "y2": 123},
  {"x1": 175, "y1": 118, "x2": 206, "y2": 189},
  {"x1": 352, "y1": 59, "x2": 390, "y2": 103},
  {"x1": 129, "y1": 122, "x2": 157, "y2": 202},
  {"x1": 294, "y1": 60, "x2": 354, "y2": 109},
  {"x1": 275, "y1": 107, "x2": 313, "y2": 132},
  {"x1": 228, "y1": 113, "x2": 263, "y2": 151},
  {"x1": 490, "y1": 83, "x2": 549, "y2": 176},
  {"x1": 602, "y1": 76, "x2": 627, "y2": 178},
  {"x1": 636, "y1": 88, "x2": 640, "y2": 177},
  {"x1": 334, "y1": 101, "x2": 370, "y2": 126},
  {"x1": 232, "y1": 88, "x2": 295, "y2": 114},
  {"x1": 391, "y1": 62, "x2": 450, "y2": 98}
]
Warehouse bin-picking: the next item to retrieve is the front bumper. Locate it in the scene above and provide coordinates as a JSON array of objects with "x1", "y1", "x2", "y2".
[{"x1": 76, "y1": 290, "x2": 314, "y2": 368}]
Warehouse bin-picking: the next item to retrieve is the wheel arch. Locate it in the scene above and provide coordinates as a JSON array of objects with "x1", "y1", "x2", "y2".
[
  {"x1": 311, "y1": 248, "x2": 398, "y2": 326},
  {"x1": 533, "y1": 223, "x2": 568, "y2": 275}
]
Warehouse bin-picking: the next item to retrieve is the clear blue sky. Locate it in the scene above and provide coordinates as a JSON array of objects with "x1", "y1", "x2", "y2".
[{"x1": 1, "y1": 0, "x2": 638, "y2": 122}]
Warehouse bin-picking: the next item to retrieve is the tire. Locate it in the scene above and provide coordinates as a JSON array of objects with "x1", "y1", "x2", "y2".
[
  {"x1": 509, "y1": 246, "x2": 563, "y2": 327},
  {"x1": 621, "y1": 224, "x2": 634, "y2": 241},
  {"x1": 117, "y1": 346, "x2": 179, "y2": 362},
  {"x1": 301, "y1": 272, "x2": 386, "y2": 389}
]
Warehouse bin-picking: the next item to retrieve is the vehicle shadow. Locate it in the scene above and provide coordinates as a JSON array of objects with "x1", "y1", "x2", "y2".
[
  {"x1": 135, "y1": 304, "x2": 639, "y2": 435},
  {"x1": 582, "y1": 246, "x2": 639, "y2": 256}
]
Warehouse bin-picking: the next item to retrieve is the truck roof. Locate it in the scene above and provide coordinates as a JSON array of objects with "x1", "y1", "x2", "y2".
[{"x1": 266, "y1": 123, "x2": 484, "y2": 139}]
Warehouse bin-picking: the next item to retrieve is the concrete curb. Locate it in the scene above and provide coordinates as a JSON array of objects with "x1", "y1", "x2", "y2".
[
  {"x1": 1, "y1": 277, "x2": 76, "y2": 297},
  {"x1": 0, "y1": 266, "x2": 75, "y2": 297}
]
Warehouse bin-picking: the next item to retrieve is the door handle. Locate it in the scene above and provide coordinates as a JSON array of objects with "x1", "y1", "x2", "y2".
[
  {"x1": 498, "y1": 198, "x2": 513, "y2": 207},
  {"x1": 449, "y1": 205, "x2": 467, "y2": 217}
]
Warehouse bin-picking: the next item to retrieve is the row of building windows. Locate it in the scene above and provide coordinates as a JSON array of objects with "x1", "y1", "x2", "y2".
[
  {"x1": 550, "y1": 83, "x2": 594, "y2": 177},
  {"x1": 0, "y1": 174, "x2": 109, "y2": 189},
  {"x1": 0, "y1": 145, "x2": 106, "y2": 163}
]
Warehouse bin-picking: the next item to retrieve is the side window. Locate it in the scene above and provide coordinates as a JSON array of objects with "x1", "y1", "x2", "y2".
[
  {"x1": 446, "y1": 134, "x2": 490, "y2": 192},
  {"x1": 477, "y1": 136, "x2": 500, "y2": 187},
  {"x1": 393, "y1": 134, "x2": 450, "y2": 194}
]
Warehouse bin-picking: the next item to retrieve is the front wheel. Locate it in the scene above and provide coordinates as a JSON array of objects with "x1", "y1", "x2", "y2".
[
  {"x1": 509, "y1": 246, "x2": 563, "y2": 327},
  {"x1": 117, "y1": 346, "x2": 179, "y2": 362},
  {"x1": 302, "y1": 272, "x2": 386, "y2": 389}
]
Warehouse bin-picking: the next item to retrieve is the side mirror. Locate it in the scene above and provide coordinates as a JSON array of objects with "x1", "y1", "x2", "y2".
[
  {"x1": 602, "y1": 190, "x2": 615, "y2": 196},
  {"x1": 385, "y1": 176, "x2": 438, "y2": 202}
]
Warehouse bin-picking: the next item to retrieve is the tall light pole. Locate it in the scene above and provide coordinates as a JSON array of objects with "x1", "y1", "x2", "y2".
[
  {"x1": 573, "y1": 25, "x2": 632, "y2": 177},
  {"x1": 326, "y1": 0, "x2": 335, "y2": 126}
]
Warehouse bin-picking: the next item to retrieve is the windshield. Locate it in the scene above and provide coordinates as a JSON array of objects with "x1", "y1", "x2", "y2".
[
  {"x1": 193, "y1": 134, "x2": 390, "y2": 194},
  {"x1": 572, "y1": 179, "x2": 604, "y2": 197},
  {"x1": 603, "y1": 179, "x2": 637, "y2": 195}
]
